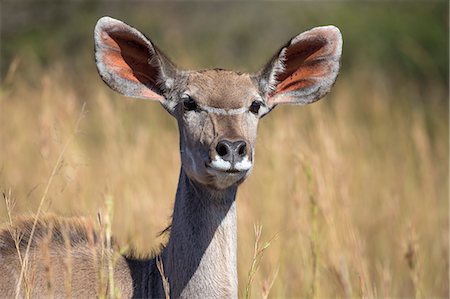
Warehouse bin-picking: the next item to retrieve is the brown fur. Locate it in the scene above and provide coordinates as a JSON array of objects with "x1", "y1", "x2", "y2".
[
  {"x1": 0, "y1": 214, "x2": 100, "y2": 256},
  {"x1": 186, "y1": 70, "x2": 257, "y2": 109},
  {"x1": 0, "y1": 214, "x2": 138, "y2": 298}
]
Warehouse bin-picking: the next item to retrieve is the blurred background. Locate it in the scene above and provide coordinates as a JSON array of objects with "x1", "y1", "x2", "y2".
[{"x1": 1, "y1": 2, "x2": 448, "y2": 298}]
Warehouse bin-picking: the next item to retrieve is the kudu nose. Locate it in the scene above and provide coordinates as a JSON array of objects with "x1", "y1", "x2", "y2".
[{"x1": 215, "y1": 140, "x2": 247, "y2": 163}]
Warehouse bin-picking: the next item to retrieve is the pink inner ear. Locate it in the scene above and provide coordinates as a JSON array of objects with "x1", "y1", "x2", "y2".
[
  {"x1": 275, "y1": 37, "x2": 329, "y2": 94},
  {"x1": 98, "y1": 29, "x2": 163, "y2": 100}
]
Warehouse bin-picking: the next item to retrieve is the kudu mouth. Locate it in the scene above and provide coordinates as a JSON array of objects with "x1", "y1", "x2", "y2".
[{"x1": 206, "y1": 156, "x2": 253, "y2": 174}]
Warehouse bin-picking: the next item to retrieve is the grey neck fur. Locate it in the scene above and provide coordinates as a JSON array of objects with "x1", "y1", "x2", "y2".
[{"x1": 163, "y1": 168, "x2": 238, "y2": 298}]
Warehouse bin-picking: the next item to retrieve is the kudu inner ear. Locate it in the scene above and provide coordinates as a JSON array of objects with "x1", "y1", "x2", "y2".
[
  {"x1": 94, "y1": 16, "x2": 176, "y2": 101},
  {"x1": 258, "y1": 26, "x2": 342, "y2": 107}
]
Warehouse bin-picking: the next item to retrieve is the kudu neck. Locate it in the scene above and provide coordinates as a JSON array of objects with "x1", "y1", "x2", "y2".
[{"x1": 161, "y1": 167, "x2": 238, "y2": 298}]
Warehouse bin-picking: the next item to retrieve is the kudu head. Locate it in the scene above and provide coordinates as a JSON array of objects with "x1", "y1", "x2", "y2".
[{"x1": 94, "y1": 17, "x2": 342, "y2": 190}]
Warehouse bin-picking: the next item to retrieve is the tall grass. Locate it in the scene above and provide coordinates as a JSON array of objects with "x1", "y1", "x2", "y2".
[{"x1": 0, "y1": 57, "x2": 447, "y2": 298}]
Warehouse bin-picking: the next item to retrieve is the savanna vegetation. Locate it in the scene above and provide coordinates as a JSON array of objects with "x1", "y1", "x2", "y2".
[{"x1": 1, "y1": 2, "x2": 448, "y2": 298}]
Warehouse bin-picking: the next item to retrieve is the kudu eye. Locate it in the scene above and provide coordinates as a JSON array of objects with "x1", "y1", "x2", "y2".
[
  {"x1": 249, "y1": 100, "x2": 262, "y2": 115},
  {"x1": 183, "y1": 96, "x2": 198, "y2": 112}
]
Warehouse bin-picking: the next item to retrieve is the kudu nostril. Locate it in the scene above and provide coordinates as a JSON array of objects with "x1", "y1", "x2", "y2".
[
  {"x1": 216, "y1": 142, "x2": 230, "y2": 157},
  {"x1": 236, "y1": 141, "x2": 247, "y2": 157}
]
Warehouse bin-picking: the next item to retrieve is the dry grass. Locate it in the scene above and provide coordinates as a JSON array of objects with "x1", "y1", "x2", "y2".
[
  {"x1": 0, "y1": 59, "x2": 448, "y2": 298},
  {"x1": 244, "y1": 224, "x2": 277, "y2": 299},
  {"x1": 156, "y1": 254, "x2": 171, "y2": 299}
]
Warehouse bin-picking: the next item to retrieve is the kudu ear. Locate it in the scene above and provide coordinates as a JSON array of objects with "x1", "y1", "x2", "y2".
[
  {"x1": 257, "y1": 26, "x2": 342, "y2": 107},
  {"x1": 94, "y1": 17, "x2": 177, "y2": 104}
]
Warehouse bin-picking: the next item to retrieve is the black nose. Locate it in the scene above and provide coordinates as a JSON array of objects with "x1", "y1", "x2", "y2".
[{"x1": 215, "y1": 140, "x2": 247, "y2": 163}]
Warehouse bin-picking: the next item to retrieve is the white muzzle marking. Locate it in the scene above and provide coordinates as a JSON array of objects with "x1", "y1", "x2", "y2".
[
  {"x1": 210, "y1": 156, "x2": 252, "y2": 172},
  {"x1": 234, "y1": 157, "x2": 252, "y2": 171},
  {"x1": 210, "y1": 157, "x2": 232, "y2": 171}
]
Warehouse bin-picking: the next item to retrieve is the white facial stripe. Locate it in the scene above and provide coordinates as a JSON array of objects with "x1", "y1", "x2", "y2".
[
  {"x1": 210, "y1": 157, "x2": 232, "y2": 171},
  {"x1": 198, "y1": 104, "x2": 248, "y2": 116},
  {"x1": 182, "y1": 91, "x2": 265, "y2": 116},
  {"x1": 234, "y1": 157, "x2": 252, "y2": 171}
]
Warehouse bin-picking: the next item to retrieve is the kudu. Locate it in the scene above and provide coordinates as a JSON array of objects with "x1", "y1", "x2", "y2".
[{"x1": 0, "y1": 17, "x2": 342, "y2": 298}]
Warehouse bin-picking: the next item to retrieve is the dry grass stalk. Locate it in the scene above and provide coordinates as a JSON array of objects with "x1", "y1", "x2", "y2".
[
  {"x1": 156, "y1": 255, "x2": 170, "y2": 299},
  {"x1": 327, "y1": 259, "x2": 352, "y2": 299},
  {"x1": 98, "y1": 211, "x2": 108, "y2": 299},
  {"x1": 303, "y1": 162, "x2": 320, "y2": 299},
  {"x1": 3, "y1": 190, "x2": 32, "y2": 297},
  {"x1": 338, "y1": 258, "x2": 352, "y2": 299},
  {"x1": 104, "y1": 195, "x2": 121, "y2": 299},
  {"x1": 244, "y1": 224, "x2": 277, "y2": 299},
  {"x1": 261, "y1": 266, "x2": 279, "y2": 299},
  {"x1": 3, "y1": 56, "x2": 21, "y2": 85},
  {"x1": 14, "y1": 103, "x2": 86, "y2": 299},
  {"x1": 404, "y1": 226, "x2": 423, "y2": 299},
  {"x1": 3, "y1": 190, "x2": 23, "y2": 267}
]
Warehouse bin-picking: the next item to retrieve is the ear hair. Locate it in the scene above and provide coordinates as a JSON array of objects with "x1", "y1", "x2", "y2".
[{"x1": 261, "y1": 48, "x2": 287, "y2": 95}]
